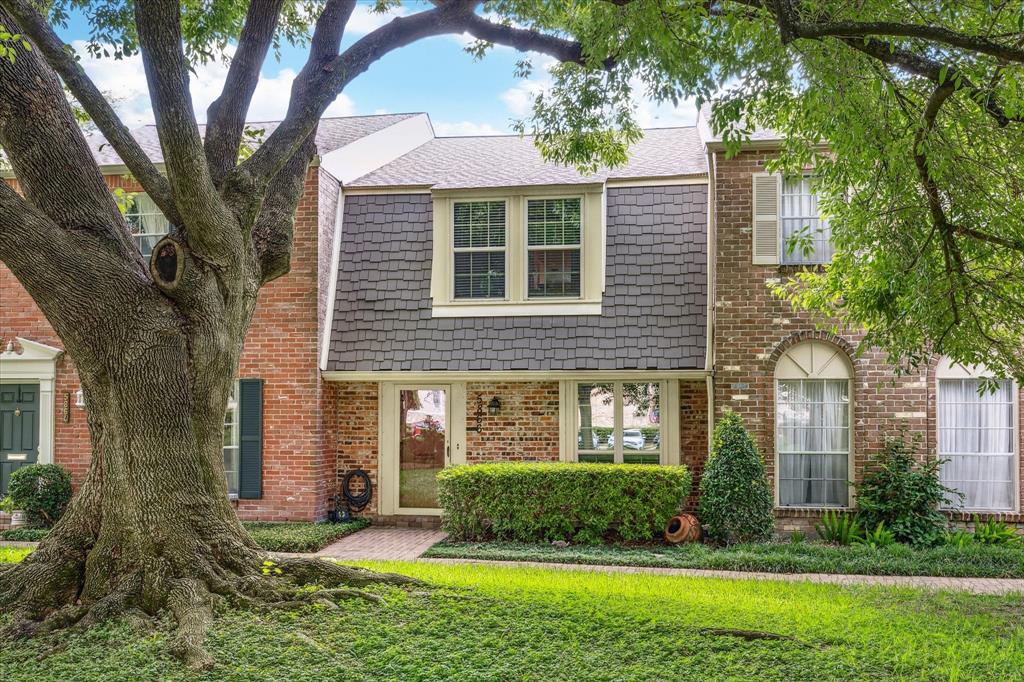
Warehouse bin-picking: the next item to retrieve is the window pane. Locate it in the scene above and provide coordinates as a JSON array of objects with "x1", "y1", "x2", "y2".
[
  {"x1": 776, "y1": 379, "x2": 849, "y2": 506},
  {"x1": 223, "y1": 383, "x2": 239, "y2": 496},
  {"x1": 527, "y1": 198, "x2": 581, "y2": 247},
  {"x1": 938, "y1": 378, "x2": 1015, "y2": 511},
  {"x1": 622, "y1": 382, "x2": 660, "y2": 458},
  {"x1": 781, "y1": 176, "x2": 833, "y2": 264},
  {"x1": 527, "y1": 249, "x2": 580, "y2": 298},
  {"x1": 453, "y1": 251, "x2": 505, "y2": 299},
  {"x1": 124, "y1": 193, "x2": 174, "y2": 258},
  {"x1": 577, "y1": 383, "x2": 613, "y2": 455},
  {"x1": 453, "y1": 200, "x2": 505, "y2": 249}
]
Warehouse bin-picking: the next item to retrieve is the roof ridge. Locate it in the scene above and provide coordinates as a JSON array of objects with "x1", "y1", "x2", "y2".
[{"x1": 130, "y1": 111, "x2": 423, "y2": 131}]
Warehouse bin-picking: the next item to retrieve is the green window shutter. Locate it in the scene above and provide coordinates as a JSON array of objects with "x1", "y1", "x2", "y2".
[{"x1": 238, "y1": 378, "x2": 264, "y2": 500}]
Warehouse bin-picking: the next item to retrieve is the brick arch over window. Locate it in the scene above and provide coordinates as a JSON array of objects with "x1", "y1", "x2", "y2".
[
  {"x1": 774, "y1": 339, "x2": 854, "y2": 508},
  {"x1": 769, "y1": 331, "x2": 857, "y2": 371}
]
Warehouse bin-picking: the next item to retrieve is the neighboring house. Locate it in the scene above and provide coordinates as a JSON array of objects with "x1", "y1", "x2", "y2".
[{"x1": 0, "y1": 108, "x2": 1020, "y2": 533}]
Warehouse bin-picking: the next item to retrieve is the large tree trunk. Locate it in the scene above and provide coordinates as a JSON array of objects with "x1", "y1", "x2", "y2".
[{"x1": 0, "y1": 5, "x2": 415, "y2": 668}]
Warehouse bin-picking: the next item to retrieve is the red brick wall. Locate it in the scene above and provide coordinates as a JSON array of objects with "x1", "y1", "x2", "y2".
[
  {"x1": 465, "y1": 382, "x2": 561, "y2": 463},
  {"x1": 679, "y1": 379, "x2": 709, "y2": 509},
  {"x1": 711, "y1": 149, "x2": 1024, "y2": 529},
  {"x1": 326, "y1": 379, "x2": 708, "y2": 525},
  {"x1": 2, "y1": 170, "x2": 330, "y2": 521}
]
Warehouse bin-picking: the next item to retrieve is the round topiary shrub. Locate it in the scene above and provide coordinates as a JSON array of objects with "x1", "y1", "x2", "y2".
[
  {"x1": 699, "y1": 411, "x2": 774, "y2": 545},
  {"x1": 7, "y1": 463, "x2": 73, "y2": 528}
]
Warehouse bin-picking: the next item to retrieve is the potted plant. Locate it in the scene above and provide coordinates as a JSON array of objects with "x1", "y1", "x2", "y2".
[{"x1": 0, "y1": 494, "x2": 28, "y2": 529}]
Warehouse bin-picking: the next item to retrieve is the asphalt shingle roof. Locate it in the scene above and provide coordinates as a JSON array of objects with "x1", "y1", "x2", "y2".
[
  {"x1": 84, "y1": 113, "x2": 420, "y2": 167},
  {"x1": 347, "y1": 127, "x2": 707, "y2": 189}
]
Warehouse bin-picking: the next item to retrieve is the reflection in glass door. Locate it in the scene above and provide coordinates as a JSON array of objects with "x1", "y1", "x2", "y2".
[{"x1": 398, "y1": 388, "x2": 448, "y2": 509}]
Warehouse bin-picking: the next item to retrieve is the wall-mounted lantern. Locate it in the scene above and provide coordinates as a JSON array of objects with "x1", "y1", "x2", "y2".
[
  {"x1": 75, "y1": 389, "x2": 85, "y2": 408},
  {"x1": 467, "y1": 394, "x2": 501, "y2": 432}
]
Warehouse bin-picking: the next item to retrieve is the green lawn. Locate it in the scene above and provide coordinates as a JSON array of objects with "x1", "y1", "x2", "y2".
[
  {"x1": 424, "y1": 539, "x2": 1024, "y2": 578},
  {"x1": 0, "y1": 560, "x2": 1021, "y2": 681}
]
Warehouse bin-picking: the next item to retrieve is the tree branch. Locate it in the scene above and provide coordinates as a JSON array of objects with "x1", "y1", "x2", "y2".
[
  {"x1": 458, "y1": 13, "x2": 596, "y2": 66},
  {"x1": 204, "y1": 0, "x2": 286, "y2": 185},
  {"x1": 235, "y1": 1, "x2": 599, "y2": 193},
  {"x1": 0, "y1": 0, "x2": 179, "y2": 224},
  {"x1": 134, "y1": 0, "x2": 237, "y2": 264}
]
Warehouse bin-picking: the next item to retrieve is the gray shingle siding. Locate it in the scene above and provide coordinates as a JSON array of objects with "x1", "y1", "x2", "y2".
[{"x1": 326, "y1": 185, "x2": 707, "y2": 371}]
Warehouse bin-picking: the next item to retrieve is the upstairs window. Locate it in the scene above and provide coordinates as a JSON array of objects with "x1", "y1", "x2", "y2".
[
  {"x1": 780, "y1": 176, "x2": 834, "y2": 264},
  {"x1": 452, "y1": 200, "x2": 506, "y2": 299},
  {"x1": 527, "y1": 197, "x2": 582, "y2": 298},
  {"x1": 124, "y1": 193, "x2": 174, "y2": 258},
  {"x1": 752, "y1": 173, "x2": 834, "y2": 265},
  {"x1": 937, "y1": 358, "x2": 1018, "y2": 512},
  {"x1": 431, "y1": 189, "x2": 602, "y2": 317}
]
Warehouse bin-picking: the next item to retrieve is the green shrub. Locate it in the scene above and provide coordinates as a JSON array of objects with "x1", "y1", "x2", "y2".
[
  {"x1": 944, "y1": 530, "x2": 973, "y2": 549},
  {"x1": 7, "y1": 464, "x2": 73, "y2": 527},
  {"x1": 698, "y1": 411, "x2": 774, "y2": 545},
  {"x1": 816, "y1": 510, "x2": 862, "y2": 545},
  {"x1": 436, "y1": 462, "x2": 691, "y2": 544},
  {"x1": 854, "y1": 432, "x2": 955, "y2": 547},
  {"x1": 972, "y1": 516, "x2": 1020, "y2": 546}
]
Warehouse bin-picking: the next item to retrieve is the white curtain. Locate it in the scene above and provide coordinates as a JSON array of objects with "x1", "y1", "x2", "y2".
[
  {"x1": 939, "y1": 379, "x2": 1015, "y2": 511},
  {"x1": 777, "y1": 379, "x2": 850, "y2": 506},
  {"x1": 127, "y1": 193, "x2": 172, "y2": 257},
  {"x1": 781, "y1": 176, "x2": 834, "y2": 264}
]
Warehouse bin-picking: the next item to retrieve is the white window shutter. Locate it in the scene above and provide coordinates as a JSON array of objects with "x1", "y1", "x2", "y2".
[{"x1": 752, "y1": 173, "x2": 780, "y2": 265}]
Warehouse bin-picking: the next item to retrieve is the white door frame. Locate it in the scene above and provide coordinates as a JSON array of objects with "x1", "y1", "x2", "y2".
[
  {"x1": 378, "y1": 382, "x2": 466, "y2": 516},
  {"x1": 0, "y1": 337, "x2": 63, "y2": 466}
]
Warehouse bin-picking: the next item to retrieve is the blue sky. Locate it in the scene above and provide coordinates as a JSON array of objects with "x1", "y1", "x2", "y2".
[{"x1": 58, "y1": 3, "x2": 698, "y2": 135}]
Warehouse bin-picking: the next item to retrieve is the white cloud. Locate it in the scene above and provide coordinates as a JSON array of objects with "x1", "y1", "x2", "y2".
[
  {"x1": 344, "y1": 5, "x2": 410, "y2": 35},
  {"x1": 433, "y1": 120, "x2": 505, "y2": 136},
  {"x1": 72, "y1": 41, "x2": 355, "y2": 127}
]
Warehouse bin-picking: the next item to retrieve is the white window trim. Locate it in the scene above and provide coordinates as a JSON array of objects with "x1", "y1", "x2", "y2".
[
  {"x1": 779, "y1": 174, "x2": 832, "y2": 266},
  {"x1": 450, "y1": 198, "x2": 509, "y2": 302},
  {"x1": 524, "y1": 194, "x2": 584, "y2": 302},
  {"x1": 431, "y1": 186, "x2": 604, "y2": 317},
  {"x1": 563, "y1": 379, "x2": 680, "y2": 465},
  {"x1": 773, "y1": 341, "x2": 855, "y2": 509},
  {"x1": 223, "y1": 380, "x2": 241, "y2": 500},
  {"x1": 935, "y1": 359, "x2": 1020, "y2": 513}
]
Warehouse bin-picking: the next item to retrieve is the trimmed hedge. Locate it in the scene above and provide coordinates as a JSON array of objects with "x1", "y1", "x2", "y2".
[
  {"x1": 7, "y1": 464, "x2": 73, "y2": 528},
  {"x1": 436, "y1": 462, "x2": 691, "y2": 544}
]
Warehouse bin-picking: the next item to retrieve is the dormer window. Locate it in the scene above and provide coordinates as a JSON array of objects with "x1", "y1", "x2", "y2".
[
  {"x1": 431, "y1": 187, "x2": 603, "y2": 317},
  {"x1": 124, "y1": 193, "x2": 174, "y2": 258}
]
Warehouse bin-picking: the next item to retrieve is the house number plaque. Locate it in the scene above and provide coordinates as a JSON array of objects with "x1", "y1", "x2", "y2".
[{"x1": 63, "y1": 392, "x2": 71, "y2": 423}]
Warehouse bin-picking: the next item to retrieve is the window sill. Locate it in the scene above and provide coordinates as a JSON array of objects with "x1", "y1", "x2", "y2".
[{"x1": 432, "y1": 300, "x2": 602, "y2": 318}]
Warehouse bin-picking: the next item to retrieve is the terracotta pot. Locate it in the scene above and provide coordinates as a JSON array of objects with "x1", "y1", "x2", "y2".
[{"x1": 664, "y1": 513, "x2": 702, "y2": 544}]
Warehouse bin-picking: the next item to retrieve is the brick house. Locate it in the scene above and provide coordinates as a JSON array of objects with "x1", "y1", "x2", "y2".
[{"x1": 1, "y1": 108, "x2": 1020, "y2": 533}]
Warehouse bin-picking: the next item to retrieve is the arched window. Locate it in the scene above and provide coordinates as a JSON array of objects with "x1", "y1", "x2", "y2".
[
  {"x1": 936, "y1": 359, "x2": 1018, "y2": 512},
  {"x1": 775, "y1": 341, "x2": 852, "y2": 507}
]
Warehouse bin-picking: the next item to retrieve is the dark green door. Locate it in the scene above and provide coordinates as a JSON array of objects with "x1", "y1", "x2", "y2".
[{"x1": 0, "y1": 384, "x2": 39, "y2": 496}]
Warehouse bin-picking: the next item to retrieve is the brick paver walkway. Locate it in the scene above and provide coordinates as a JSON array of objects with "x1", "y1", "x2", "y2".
[
  {"x1": 316, "y1": 527, "x2": 447, "y2": 560},
  {"x1": 421, "y1": 558, "x2": 1024, "y2": 595}
]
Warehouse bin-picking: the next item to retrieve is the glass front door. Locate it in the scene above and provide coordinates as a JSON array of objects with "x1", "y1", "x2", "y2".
[{"x1": 398, "y1": 387, "x2": 448, "y2": 510}]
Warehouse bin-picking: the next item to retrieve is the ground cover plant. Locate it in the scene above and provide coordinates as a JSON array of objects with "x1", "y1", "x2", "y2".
[
  {"x1": 0, "y1": 521, "x2": 369, "y2": 553},
  {"x1": 0, "y1": 559, "x2": 1021, "y2": 681},
  {"x1": 423, "y1": 539, "x2": 1024, "y2": 578}
]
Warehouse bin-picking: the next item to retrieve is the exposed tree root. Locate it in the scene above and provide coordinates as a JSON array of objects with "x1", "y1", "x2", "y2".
[{"x1": 0, "y1": 549, "x2": 424, "y2": 670}]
